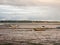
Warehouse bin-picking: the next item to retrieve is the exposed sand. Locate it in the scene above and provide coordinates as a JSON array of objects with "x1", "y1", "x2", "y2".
[{"x1": 0, "y1": 29, "x2": 60, "y2": 45}]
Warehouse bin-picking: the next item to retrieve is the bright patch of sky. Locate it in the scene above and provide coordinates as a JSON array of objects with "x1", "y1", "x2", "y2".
[{"x1": 0, "y1": 5, "x2": 60, "y2": 21}]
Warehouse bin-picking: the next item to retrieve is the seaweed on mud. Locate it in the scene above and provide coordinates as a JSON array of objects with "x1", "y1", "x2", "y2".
[
  {"x1": 29, "y1": 43, "x2": 43, "y2": 45},
  {"x1": 0, "y1": 43, "x2": 13, "y2": 45},
  {"x1": 54, "y1": 43, "x2": 60, "y2": 45},
  {"x1": 0, "y1": 43, "x2": 43, "y2": 45}
]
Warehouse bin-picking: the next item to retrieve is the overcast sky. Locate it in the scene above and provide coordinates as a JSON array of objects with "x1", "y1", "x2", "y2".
[
  {"x1": 0, "y1": 0, "x2": 60, "y2": 21},
  {"x1": 0, "y1": 0, "x2": 60, "y2": 6}
]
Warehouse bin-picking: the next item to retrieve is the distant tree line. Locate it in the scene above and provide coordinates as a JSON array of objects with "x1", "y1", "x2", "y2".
[{"x1": 0, "y1": 20, "x2": 59, "y2": 23}]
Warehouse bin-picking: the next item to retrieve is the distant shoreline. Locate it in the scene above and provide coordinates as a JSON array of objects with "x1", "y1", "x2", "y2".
[{"x1": 0, "y1": 20, "x2": 60, "y2": 23}]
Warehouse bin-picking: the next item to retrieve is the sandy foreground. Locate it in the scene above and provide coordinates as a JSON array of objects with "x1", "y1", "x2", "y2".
[{"x1": 0, "y1": 29, "x2": 60, "y2": 45}]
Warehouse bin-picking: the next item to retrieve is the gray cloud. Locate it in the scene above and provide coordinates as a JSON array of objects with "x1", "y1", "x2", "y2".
[
  {"x1": 0, "y1": 0, "x2": 60, "y2": 6},
  {"x1": 0, "y1": 5, "x2": 60, "y2": 21}
]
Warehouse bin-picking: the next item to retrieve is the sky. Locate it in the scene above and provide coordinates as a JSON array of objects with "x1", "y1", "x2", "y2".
[
  {"x1": 0, "y1": 0, "x2": 60, "y2": 6},
  {"x1": 0, "y1": 0, "x2": 60, "y2": 21}
]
